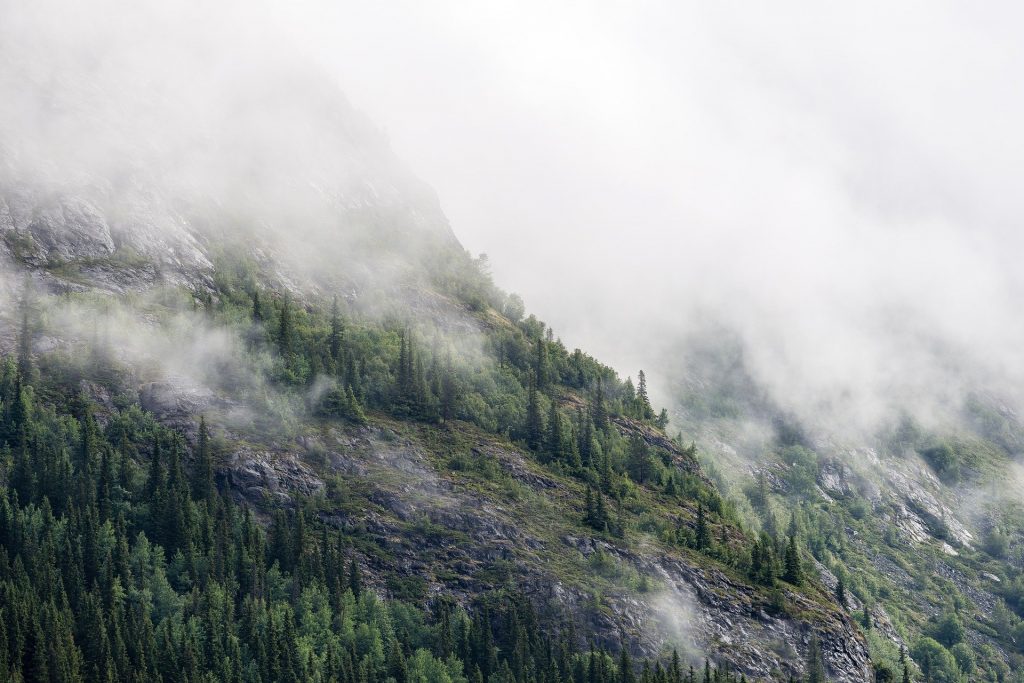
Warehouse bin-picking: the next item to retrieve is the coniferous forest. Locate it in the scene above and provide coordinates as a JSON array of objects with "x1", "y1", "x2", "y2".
[
  {"x1": 8, "y1": 2, "x2": 1023, "y2": 679},
  {"x1": 0, "y1": 257, "x2": 841, "y2": 682}
]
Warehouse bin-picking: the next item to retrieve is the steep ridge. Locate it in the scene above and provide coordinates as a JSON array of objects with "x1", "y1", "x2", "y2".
[{"x1": 0, "y1": 79, "x2": 870, "y2": 682}]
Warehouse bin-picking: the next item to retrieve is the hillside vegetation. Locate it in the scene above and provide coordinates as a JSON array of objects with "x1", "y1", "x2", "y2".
[{"x1": 0, "y1": 234, "x2": 867, "y2": 682}]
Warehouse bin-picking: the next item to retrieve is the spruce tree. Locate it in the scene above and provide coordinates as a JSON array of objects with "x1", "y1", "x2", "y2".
[
  {"x1": 440, "y1": 351, "x2": 458, "y2": 423},
  {"x1": 695, "y1": 503, "x2": 710, "y2": 551},
  {"x1": 635, "y1": 370, "x2": 653, "y2": 420},
  {"x1": 804, "y1": 636, "x2": 825, "y2": 683},
  {"x1": 783, "y1": 535, "x2": 802, "y2": 586},
  {"x1": 592, "y1": 378, "x2": 609, "y2": 432},
  {"x1": 252, "y1": 289, "x2": 263, "y2": 323},
  {"x1": 193, "y1": 416, "x2": 215, "y2": 502},
  {"x1": 618, "y1": 647, "x2": 635, "y2": 683},
  {"x1": 546, "y1": 402, "x2": 565, "y2": 462},
  {"x1": 526, "y1": 376, "x2": 544, "y2": 451},
  {"x1": 16, "y1": 286, "x2": 32, "y2": 381},
  {"x1": 277, "y1": 295, "x2": 293, "y2": 357},
  {"x1": 535, "y1": 339, "x2": 549, "y2": 390},
  {"x1": 329, "y1": 296, "x2": 344, "y2": 364},
  {"x1": 348, "y1": 557, "x2": 362, "y2": 598},
  {"x1": 835, "y1": 576, "x2": 846, "y2": 608}
]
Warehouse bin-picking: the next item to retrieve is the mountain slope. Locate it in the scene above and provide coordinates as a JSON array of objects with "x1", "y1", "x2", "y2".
[
  {"x1": 0, "y1": 77, "x2": 872, "y2": 682},
  {"x1": 670, "y1": 338, "x2": 1024, "y2": 680}
]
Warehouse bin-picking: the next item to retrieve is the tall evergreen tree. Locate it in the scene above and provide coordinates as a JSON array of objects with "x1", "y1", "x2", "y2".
[
  {"x1": 635, "y1": 370, "x2": 653, "y2": 420},
  {"x1": 252, "y1": 289, "x2": 263, "y2": 323},
  {"x1": 546, "y1": 402, "x2": 565, "y2": 462},
  {"x1": 440, "y1": 351, "x2": 459, "y2": 423},
  {"x1": 277, "y1": 295, "x2": 294, "y2": 357},
  {"x1": 783, "y1": 535, "x2": 802, "y2": 586},
  {"x1": 16, "y1": 285, "x2": 33, "y2": 381},
  {"x1": 329, "y1": 296, "x2": 344, "y2": 365},
  {"x1": 835, "y1": 576, "x2": 846, "y2": 608},
  {"x1": 694, "y1": 503, "x2": 711, "y2": 551},
  {"x1": 535, "y1": 339, "x2": 550, "y2": 390},
  {"x1": 804, "y1": 636, "x2": 825, "y2": 683},
  {"x1": 526, "y1": 376, "x2": 544, "y2": 451},
  {"x1": 193, "y1": 416, "x2": 215, "y2": 502},
  {"x1": 592, "y1": 378, "x2": 609, "y2": 433}
]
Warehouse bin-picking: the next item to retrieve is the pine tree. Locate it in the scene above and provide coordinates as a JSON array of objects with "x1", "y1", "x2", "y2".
[
  {"x1": 618, "y1": 647, "x2": 635, "y2": 683},
  {"x1": 577, "y1": 408, "x2": 594, "y2": 468},
  {"x1": 755, "y1": 472, "x2": 769, "y2": 510},
  {"x1": 440, "y1": 351, "x2": 458, "y2": 423},
  {"x1": 664, "y1": 474, "x2": 677, "y2": 497},
  {"x1": 627, "y1": 435, "x2": 652, "y2": 483},
  {"x1": 670, "y1": 650, "x2": 682, "y2": 683},
  {"x1": 695, "y1": 503, "x2": 710, "y2": 551},
  {"x1": 592, "y1": 378, "x2": 609, "y2": 432},
  {"x1": 835, "y1": 576, "x2": 846, "y2": 608},
  {"x1": 635, "y1": 370, "x2": 653, "y2": 420},
  {"x1": 16, "y1": 286, "x2": 32, "y2": 381},
  {"x1": 348, "y1": 557, "x2": 362, "y2": 598},
  {"x1": 535, "y1": 339, "x2": 549, "y2": 390},
  {"x1": 193, "y1": 416, "x2": 215, "y2": 502},
  {"x1": 584, "y1": 486, "x2": 595, "y2": 528},
  {"x1": 526, "y1": 376, "x2": 544, "y2": 451},
  {"x1": 146, "y1": 436, "x2": 165, "y2": 500},
  {"x1": 546, "y1": 402, "x2": 565, "y2": 463},
  {"x1": 584, "y1": 486, "x2": 609, "y2": 532},
  {"x1": 804, "y1": 636, "x2": 825, "y2": 683},
  {"x1": 783, "y1": 535, "x2": 802, "y2": 586},
  {"x1": 346, "y1": 386, "x2": 367, "y2": 424},
  {"x1": 329, "y1": 296, "x2": 344, "y2": 365},
  {"x1": 398, "y1": 330, "x2": 411, "y2": 399},
  {"x1": 252, "y1": 289, "x2": 263, "y2": 323},
  {"x1": 277, "y1": 295, "x2": 293, "y2": 357}
]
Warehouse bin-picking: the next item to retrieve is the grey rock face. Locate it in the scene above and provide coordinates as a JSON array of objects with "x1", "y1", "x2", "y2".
[
  {"x1": 1, "y1": 193, "x2": 114, "y2": 265},
  {"x1": 139, "y1": 381, "x2": 214, "y2": 422},
  {"x1": 1, "y1": 185, "x2": 215, "y2": 293},
  {"x1": 226, "y1": 448, "x2": 325, "y2": 505}
]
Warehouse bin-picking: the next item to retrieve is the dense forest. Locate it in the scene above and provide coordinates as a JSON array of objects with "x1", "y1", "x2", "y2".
[{"x1": 0, "y1": 247, "x2": 857, "y2": 682}]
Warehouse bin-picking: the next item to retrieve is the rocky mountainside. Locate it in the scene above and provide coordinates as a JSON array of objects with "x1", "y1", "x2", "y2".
[
  {"x1": 669, "y1": 341, "x2": 1024, "y2": 680},
  {"x1": 0, "y1": 76, "x2": 875, "y2": 682}
]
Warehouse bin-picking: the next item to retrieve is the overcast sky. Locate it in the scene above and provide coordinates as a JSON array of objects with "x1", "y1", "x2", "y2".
[
  {"x1": 287, "y1": 1, "x2": 1024, "y2": 428},
  {"x1": 5, "y1": 0, "x2": 1024, "y2": 432}
]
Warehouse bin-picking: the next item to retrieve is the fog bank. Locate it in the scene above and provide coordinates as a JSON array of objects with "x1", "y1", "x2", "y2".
[{"x1": 4, "y1": 0, "x2": 1024, "y2": 435}]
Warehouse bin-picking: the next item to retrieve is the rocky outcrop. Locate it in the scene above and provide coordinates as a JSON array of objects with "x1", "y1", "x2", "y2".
[
  {"x1": 560, "y1": 536, "x2": 871, "y2": 682},
  {"x1": 139, "y1": 381, "x2": 214, "y2": 422},
  {"x1": 1, "y1": 193, "x2": 114, "y2": 265},
  {"x1": 226, "y1": 447, "x2": 325, "y2": 505}
]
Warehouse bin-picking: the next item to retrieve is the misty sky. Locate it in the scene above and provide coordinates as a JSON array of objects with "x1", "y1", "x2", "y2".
[
  {"x1": 5, "y1": 0, "x2": 1024, "y2": 432},
  {"x1": 298, "y1": 1, "x2": 1024, "y2": 428}
]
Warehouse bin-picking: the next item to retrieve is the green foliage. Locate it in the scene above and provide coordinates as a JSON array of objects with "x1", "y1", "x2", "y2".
[
  {"x1": 919, "y1": 441, "x2": 960, "y2": 483},
  {"x1": 2, "y1": 244, "x2": 830, "y2": 682},
  {"x1": 782, "y1": 535, "x2": 802, "y2": 586},
  {"x1": 925, "y1": 611, "x2": 965, "y2": 648},
  {"x1": 910, "y1": 637, "x2": 960, "y2": 683},
  {"x1": 2, "y1": 364, "x2": 728, "y2": 683},
  {"x1": 778, "y1": 446, "x2": 818, "y2": 496}
]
